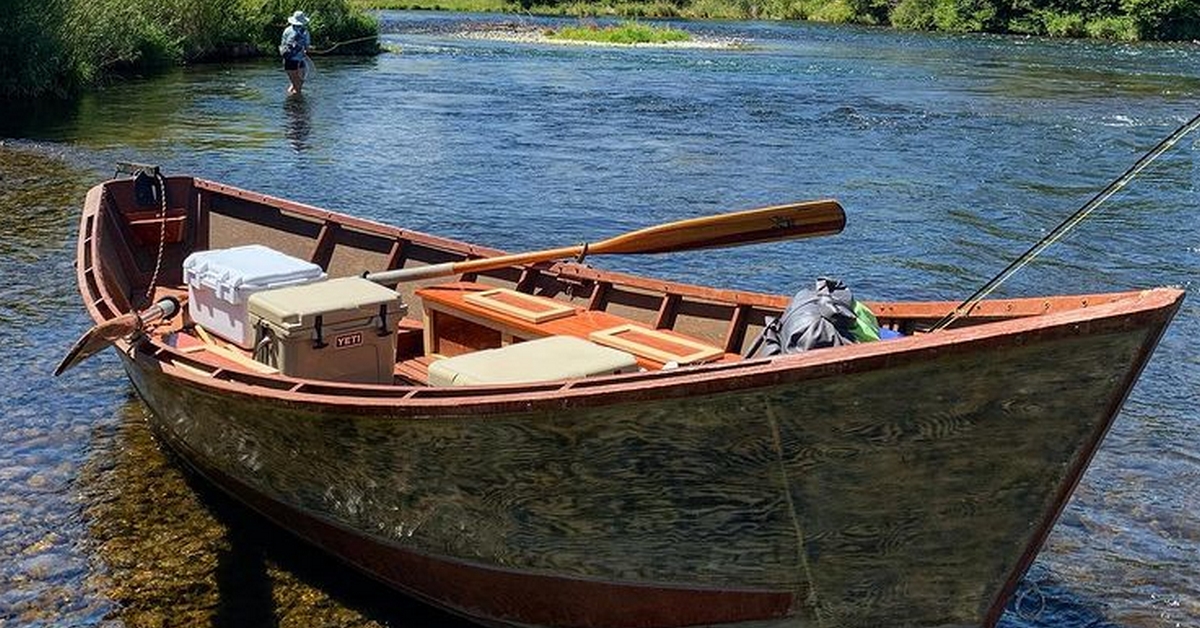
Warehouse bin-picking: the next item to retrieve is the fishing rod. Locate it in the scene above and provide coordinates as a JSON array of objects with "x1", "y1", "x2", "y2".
[{"x1": 932, "y1": 111, "x2": 1200, "y2": 331}]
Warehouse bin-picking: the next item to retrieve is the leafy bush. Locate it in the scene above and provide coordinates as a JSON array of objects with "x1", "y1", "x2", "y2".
[
  {"x1": 1, "y1": 0, "x2": 378, "y2": 101},
  {"x1": 687, "y1": 0, "x2": 754, "y2": 18},
  {"x1": 1122, "y1": 0, "x2": 1200, "y2": 39},
  {"x1": 807, "y1": 0, "x2": 859, "y2": 21},
  {"x1": 1085, "y1": 14, "x2": 1139, "y2": 37},
  {"x1": 891, "y1": 0, "x2": 939, "y2": 29},
  {"x1": 933, "y1": 0, "x2": 1002, "y2": 31},
  {"x1": 1040, "y1": 9, "x2": 1088, "y2": 34},
  {"x1": 0, "y1": 0, "x2": 76, "y2": 98},
  {"x1": 548, "y1": 20, "x2": 691, "y2": 42}
]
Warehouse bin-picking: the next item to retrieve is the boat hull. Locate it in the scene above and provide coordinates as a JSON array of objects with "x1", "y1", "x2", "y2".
[{"x1": 119, "y1": 313, "x2": 1166, "y2": 628}]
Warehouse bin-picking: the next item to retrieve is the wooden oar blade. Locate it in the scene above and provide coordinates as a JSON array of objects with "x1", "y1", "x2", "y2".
[
  {"x1": 593, "y1": 200, "x2": 845, "y2": 255},
  {"x1": 53, "y1": 314, "x2": 141, "y2": 376},
  {"x1": 54, "y1": 297, "x2": 183, "y2": 376}
]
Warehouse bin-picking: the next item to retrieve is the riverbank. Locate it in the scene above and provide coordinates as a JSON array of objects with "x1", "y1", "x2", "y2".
[{"x1": 355, "y1": 0, "x2": 1196, "y2": 41}]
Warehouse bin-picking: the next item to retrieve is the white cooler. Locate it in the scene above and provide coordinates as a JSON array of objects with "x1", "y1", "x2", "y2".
[{"x1": 183, "y1": 245, "x2": 326, "y2": 348}]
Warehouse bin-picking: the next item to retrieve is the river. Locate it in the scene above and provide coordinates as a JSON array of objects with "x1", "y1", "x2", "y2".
[{"x1": 0, "y1": 10, "x2": 1197, "y2": 627}]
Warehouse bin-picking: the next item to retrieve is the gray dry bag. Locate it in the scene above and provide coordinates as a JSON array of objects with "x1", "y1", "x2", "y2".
[{"x1": 748, "y1": 277, "x2": 863, "y2": 357}]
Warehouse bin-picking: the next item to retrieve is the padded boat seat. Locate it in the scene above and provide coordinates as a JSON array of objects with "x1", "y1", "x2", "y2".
[{"x1": 427, "y1": 335, "x2": 639, "y2": 387}]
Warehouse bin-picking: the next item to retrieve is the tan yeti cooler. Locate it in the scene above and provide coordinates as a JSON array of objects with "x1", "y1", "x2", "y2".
[{"x1": 248, "y1": 277, "x2": 407, "y2": 384}]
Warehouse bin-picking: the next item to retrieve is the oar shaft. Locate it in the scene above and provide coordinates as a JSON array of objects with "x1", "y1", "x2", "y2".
[
  {"x1": 366, "y1": 245, "x2": 582, "y2": 285},
  {"x1": 365, "y1": 200, "x2": 844, "y2": 286}
]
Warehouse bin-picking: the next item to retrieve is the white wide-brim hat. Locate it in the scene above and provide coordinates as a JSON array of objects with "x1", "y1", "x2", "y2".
[{"x1": 288, "y1": 11, "x2": 310, "y2": 26}]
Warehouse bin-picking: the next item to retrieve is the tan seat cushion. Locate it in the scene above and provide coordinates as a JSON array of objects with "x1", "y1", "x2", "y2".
[{"x1": 427, "y1": 335, "x2": 639, "y2": 387}]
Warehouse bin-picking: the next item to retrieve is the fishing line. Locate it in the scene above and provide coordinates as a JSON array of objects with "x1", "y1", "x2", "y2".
[
  {"x1": 309, "y1": 35, "x2": 381, "y2": 55},
  {"x1": 932, "y1": 111, "x2": 1200, "y2": 331}
]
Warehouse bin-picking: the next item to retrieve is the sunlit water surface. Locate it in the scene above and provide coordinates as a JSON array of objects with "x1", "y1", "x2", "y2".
[{"x1": 1, "y1": 11, "x2": 1198, "y2": 627}]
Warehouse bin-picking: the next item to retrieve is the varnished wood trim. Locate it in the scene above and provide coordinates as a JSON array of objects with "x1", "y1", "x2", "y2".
[
  {"x1": 725, "y1": 304, "x2": 750, "y2": 354},
  {"x1": 384, "y1": 239, "x2": 407, "y2": 271},
  {"x1": 311, "y1": 221, "x2": 340, "y2": 270},
  {"x1": 588, "y1": 280, "x2": 610, "y2": 311},
  {"x1": 655, "y1": 294, "x2": 681, "y2": 330}
]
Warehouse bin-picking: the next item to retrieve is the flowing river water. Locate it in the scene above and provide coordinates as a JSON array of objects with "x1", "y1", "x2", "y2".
[{"x1": 1, "y1": 10, "x2": 1198, "y2": 627}]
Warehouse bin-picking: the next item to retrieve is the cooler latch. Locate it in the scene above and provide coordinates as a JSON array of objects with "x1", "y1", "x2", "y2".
[
  {"x1": 313, "y1": 315, "x2": 328, "y2": 349},
  {"x1": 377, "y1": 304, "x2": 392, "y2": 337}
]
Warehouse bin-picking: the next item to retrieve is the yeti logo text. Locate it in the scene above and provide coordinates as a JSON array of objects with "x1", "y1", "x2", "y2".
[{"x1": 335, "y1": 332, "x2": 363, "y2": 349}]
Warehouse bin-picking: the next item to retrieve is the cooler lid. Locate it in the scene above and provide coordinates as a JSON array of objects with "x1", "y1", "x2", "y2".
[
  {"x1": 183, "y1": 245, "x2": 325, "y2": 304},
  {"x1": 249, "y1": 277, "x2": 403, "y2": 329}
]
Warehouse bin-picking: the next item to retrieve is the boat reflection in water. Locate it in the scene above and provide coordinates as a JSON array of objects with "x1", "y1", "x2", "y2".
[{"x1": 78, "y1": 399, "x2": 469, "y2": 627}]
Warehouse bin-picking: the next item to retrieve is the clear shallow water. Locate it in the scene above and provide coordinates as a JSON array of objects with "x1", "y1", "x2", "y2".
[{"x1": 1, "y1": 11, "x2": 1198, "y2": 627}]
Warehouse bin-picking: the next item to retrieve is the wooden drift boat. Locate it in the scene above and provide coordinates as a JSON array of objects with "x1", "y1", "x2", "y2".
[{"x1": 66, "y1": 173, "x2": 1183, "y2": 628}]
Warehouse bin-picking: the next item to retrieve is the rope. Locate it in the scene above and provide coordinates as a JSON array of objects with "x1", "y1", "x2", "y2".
[
  {"x1": 144, "y1": 171, "x2": 169, "y2": 303},
  {"x1": 932, "y1": 111, "x2": 1200, "y2": 332}
]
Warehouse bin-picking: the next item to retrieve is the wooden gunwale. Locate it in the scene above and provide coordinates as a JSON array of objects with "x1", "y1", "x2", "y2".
[
  {"x1": 119, "y1": 290, "x2": 1179, "y2": 415},
  {"x1": 74, "y1": 177, "x2": 1185, "y2": 416}
]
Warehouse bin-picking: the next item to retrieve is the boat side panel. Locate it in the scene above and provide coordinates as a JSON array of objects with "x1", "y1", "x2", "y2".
[
  {"x1": 122, "y1": 322, "x2": 1154, "y2": 628},
  {"x1": 206, "y1": 195, "x2": 323, "y2": 262},
  {"x1": 771, "y1": 328, "x2": 1153, "y2": 625}
]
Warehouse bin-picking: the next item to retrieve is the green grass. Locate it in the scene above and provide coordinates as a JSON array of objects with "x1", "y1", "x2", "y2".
[{"x1": 546, "y1": 20, "x2": 691, "y2": 43}]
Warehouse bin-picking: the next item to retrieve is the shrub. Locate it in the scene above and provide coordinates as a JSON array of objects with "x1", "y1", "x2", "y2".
[
  {"x1": 1, "y1": 0, "x2": 378, "y2": 100},
  {"x1": 1122, "y1": 0, "x2": 1200, "y2": 39},
  {"x1": 933, "y1": 0, "x2": 1002, "y2": 31},
  {"x1": 807, "y1": 0, "x2": 859, "y2": 22},
  {"x1": 1085, "y1": 14, "x2": 1139, "y2": 38},
  {"x1": 549, "y1": 20, "x2": 691, "y2": 42},
  {"x1": 0, "y1": 0, "x2": 76, "y2": 99},
  {"x1": 891, "y1": 0, "x2": 939, "y2": 29},
  {"x1": 1041, "y1": 10, "x2": 1088, "y2": 35}
]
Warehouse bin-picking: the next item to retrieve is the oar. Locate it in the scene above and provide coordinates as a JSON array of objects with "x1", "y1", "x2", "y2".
[
  {"x1": 54, "y1": 296, "x2": 183, "y2": 376},
  {"x1": 366, "y1": 199, "x2": 846, "y2": 284}
]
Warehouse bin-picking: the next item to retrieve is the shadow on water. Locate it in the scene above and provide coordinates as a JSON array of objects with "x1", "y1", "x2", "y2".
[{"x1": 78, "y1": 398, "x2": 473, "y2": 627}]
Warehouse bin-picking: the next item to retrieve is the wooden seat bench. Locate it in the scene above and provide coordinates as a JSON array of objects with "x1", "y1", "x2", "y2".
[{"x1": 414, "y1": 282, "x2": 740, "y2": 370}]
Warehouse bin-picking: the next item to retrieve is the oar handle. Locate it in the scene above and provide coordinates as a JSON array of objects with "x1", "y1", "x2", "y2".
[
  {"x1": 366, "y1": 263, "x2": 459, "y2": 285},
  {"x1": 146, "y1": 296, "x2": 183, "y2": 327}
]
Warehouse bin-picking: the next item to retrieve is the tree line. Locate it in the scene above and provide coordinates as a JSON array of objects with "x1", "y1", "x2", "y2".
[
  {"x1": 511, "y1": 0, "x2": 1199, "y2": 40},
  {"x1": 0, "y1": 0, "x2": 378, "y2": 101}
]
